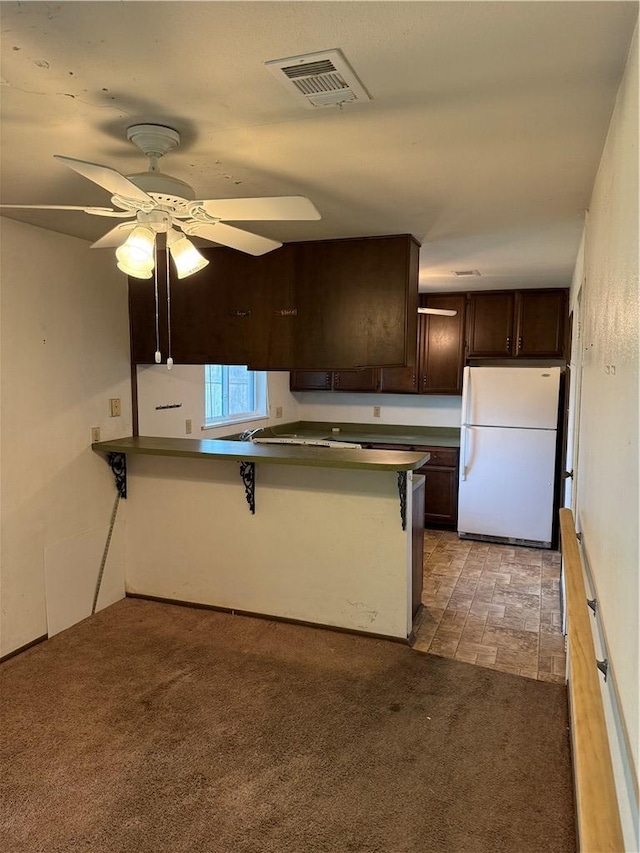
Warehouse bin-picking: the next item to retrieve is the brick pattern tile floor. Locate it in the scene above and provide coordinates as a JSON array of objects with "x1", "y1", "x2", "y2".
[{"x1": 414, "y1": 529, "x2": 566, "y2": 683}]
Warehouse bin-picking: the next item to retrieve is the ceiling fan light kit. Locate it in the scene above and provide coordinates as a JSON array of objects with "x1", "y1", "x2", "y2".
[
  {"x1": 0, "y1": 121, "x2": 323, "y2": 367},
  {"x1": 0, "y1": 122, "x2": 321, "y2": 271}
]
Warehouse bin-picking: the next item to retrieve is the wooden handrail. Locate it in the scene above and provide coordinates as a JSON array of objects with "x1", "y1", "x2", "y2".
[{"x1": 560, "y1": 508, "x2": 624, "y2": 852}]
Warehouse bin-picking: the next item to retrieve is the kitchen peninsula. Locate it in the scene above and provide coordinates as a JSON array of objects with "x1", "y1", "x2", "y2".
[{"x1": 92, "y1": 436, "x2": 430, "y2": 641}]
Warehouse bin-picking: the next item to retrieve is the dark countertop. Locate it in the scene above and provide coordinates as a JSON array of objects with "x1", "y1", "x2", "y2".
[{"x1": 92, "y1": 436, "x2": 430, "y2": 472}]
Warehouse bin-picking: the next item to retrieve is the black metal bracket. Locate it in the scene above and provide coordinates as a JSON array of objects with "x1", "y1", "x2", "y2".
[
  {"x1": 239, "y1": 461, "x2": 255, "y2": 514},
  {"x1": 587, "y1": 598, "x2": 597, "y2": 616},
  {"x1": 107, "y1": 452, "x2": 127, "y2": 499},
  {"x1": 397, "y1": 471, "x2": 407, "y2": 531},
  {"x1": 596, "y1": 659, "x2": 608, "y2": 682}
]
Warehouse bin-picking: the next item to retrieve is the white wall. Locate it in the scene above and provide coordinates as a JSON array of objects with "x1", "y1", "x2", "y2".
[
  {"x1": 0, "y1": 219, "x2": 132, "y2": 656},
  {"x1": 136, "y1": 365, "x2": 299, "y2": 438},
  {"x1": 294, "y1": 392, "x2": 462, "y2": 428},
  {"x1": 571, "y1": 25, "x2": 638, "y2": 846}
]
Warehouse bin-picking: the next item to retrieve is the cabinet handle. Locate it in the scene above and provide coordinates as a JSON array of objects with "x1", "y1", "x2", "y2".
[
  {"x1": 229, "y1": 310, "x2": 252, "y2": 318},
  {"x1": 518, "y1": 336, "x2": 523, "y2": 351},
  {"x1": 506, "y1": 336, "x2": 511, "y2": 352}
]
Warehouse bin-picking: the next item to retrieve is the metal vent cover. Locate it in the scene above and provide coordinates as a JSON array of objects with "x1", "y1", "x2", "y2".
[{"x1": 265, "y1": 49, "x2": 371, "y2": 109}]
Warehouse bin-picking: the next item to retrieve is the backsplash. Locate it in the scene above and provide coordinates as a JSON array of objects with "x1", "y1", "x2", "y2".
[{"x1": 293, "y1": 391, "x2": 463, "y2": 428}]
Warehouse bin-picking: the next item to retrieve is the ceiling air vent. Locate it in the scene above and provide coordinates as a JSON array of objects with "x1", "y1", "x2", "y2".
[{"x1": 265, "y1": 49, "x2": 371, "y2": 109}]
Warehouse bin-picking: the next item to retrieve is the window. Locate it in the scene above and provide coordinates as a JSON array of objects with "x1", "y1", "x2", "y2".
[{"x1": 204, "y1": 365, "x2": 268, "y2": 427}]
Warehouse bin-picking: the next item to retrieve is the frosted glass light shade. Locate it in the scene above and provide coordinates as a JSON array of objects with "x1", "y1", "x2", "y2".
[
  {"x1": 168, "y1": 232, "x2": 209, "y2": 279},
  {"x1": 115, "y1": 226, "x2": 155, "y2": 278},
  {"x1": 117, "y1": 259, "x2": 153, "y2": 279}
]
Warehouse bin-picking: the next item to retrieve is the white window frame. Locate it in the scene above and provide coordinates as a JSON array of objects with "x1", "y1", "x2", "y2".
[{"x1": 203, "y1": 365, "x2": 268, "y2": 429}]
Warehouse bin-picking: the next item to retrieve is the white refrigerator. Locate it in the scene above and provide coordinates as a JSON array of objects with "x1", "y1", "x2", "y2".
[{"x1": 458, "y1": 366, "x2": 562, "y2": 548}]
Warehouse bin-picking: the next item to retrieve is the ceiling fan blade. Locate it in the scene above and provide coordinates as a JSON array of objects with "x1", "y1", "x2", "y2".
[
  {"x1": 0, "y1": 203, "x2": 131, "y2": 217},
  {"x1": 418, "y1": 307, "x2": 458, "y2": 316},
  {"x1": 185, "y1": 222, "x2": 282, "y2": 256},
  {"x1": 199, "y1": 196, "x2": 320, "y2": 221},
  {"x1": 54, "y1": 155, "x2": 154, "y2": 205},
  {"x1": 90, "y1": 221, "x2": 137, "y2": 249}
]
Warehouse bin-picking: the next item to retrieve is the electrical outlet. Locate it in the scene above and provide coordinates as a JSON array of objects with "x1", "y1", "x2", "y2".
[
  {"x1": 373, "y1": 406, "x2": 381, "y2": 418},
  {"x1": 275, "y1": 406, "x2": 283, "y2": 419},
  {"x1": 109, "y1": 398, "x2": 121, "y2": 417},
  {"x1": 185, "y1": 419, "x2": 192, "y2": 434},
  {"x1": 91, "y1": 427, "x2": 101, "y2": 443}
]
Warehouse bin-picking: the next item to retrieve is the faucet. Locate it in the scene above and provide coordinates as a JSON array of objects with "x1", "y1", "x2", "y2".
[{"x1": 239, "y1": 427, "x2": 265, "y2": 441}]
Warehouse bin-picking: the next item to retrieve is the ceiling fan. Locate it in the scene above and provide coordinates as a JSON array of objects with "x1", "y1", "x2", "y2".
[{"x1": 0, "y1": 123, "x2": 321, "y2": 278}]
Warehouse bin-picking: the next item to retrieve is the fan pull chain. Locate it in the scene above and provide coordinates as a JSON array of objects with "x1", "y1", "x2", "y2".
[
  {"x1": 153, "y1": 241, "x2": 161, "y2": 364},
  {"x1": 166, "y1": 246, "x2": 173, "y2": 370}
]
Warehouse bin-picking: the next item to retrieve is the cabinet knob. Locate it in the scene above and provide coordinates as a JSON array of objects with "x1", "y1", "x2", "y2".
[
  {"x1": 518, "y1": 336, "x2": 523, "y2": 351},
  {"x1": 506, "y1": 336, "x2": 511, "y2": 351}
]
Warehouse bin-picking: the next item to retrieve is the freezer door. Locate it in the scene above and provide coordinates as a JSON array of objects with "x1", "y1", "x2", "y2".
[
  {"x1": 458, "y1": 425, "x2": 557, "y2": 543},
  {"x1": 465, "y1": 366, "x2": 561, "y2": 429}
]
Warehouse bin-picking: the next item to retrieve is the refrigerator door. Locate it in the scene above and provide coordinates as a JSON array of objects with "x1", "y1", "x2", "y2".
[
  {"x1": 464, "y1": 366, "x2": 561, "y2": 429},
  {"x1": 458, "y1": 425, "x2": 557, "y2": 544}
]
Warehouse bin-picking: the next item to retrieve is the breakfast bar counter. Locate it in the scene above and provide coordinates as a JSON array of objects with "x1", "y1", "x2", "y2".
[{"x1": 92, "y1": 436, "x2": 428, "y2": 641}]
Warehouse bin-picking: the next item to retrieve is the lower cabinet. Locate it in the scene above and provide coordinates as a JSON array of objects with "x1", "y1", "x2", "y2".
[{"x1": 363, "y1": 443, "x2": 459, "y2": 529}]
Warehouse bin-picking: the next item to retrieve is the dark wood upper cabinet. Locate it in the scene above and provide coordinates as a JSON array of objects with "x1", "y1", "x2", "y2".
[
  {"x1": 129, "y1": 234, "x2": 419, "y2": 371},
  {"x1": 289, "y1": 370, "x2": 332, "y2": 391},
  {"x1": 332, "y1": 368, "x2": 379, "y2": 392},
  {"x1": 420, "y1": 293, "x2": 467, "y2": 393},
  {"x1": 514, "y1": 289, "x2": 568, "y2": 358},
  {"x1": 466, "y1": 291, "x2": 516, "y2": 357},
  {"x1": 466, "y1": 288, "x2": 568, "y2": 359},
  {"x1": 290, "y1": 368, "x2": 378, "y2": 392},
  {"x1": 293, "y1": 235, "x2": 419, "y2": 369},
  {"x1": 378, "y1": 292, "x2": 466, "y2": 394}
]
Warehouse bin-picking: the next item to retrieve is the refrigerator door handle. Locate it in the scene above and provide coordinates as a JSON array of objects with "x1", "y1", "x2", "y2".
[
  {"x1": 461, "y1": 425, "x2": 469, "y2": 481},
  {"x1": 461, "y1": 366, "x2": 472, "y2": 427}
]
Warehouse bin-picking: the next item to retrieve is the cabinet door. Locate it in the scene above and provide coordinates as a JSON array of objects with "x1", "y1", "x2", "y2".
[
  {"x1": 293, "y1": 235, "x2": 419, "y2": 369},
  {"x1": 333, "y1": 369, "x2": 379, "y2": 392},
  {"x1": 421, "y1": 467, "x2": 458, "y2": 527},
  {"x1": 414, "y1": 446, "x2": 459, "y2": 528},
  {"x1": 420, "y1": 294, "x2": 466, "y2": 393},
  {"x1": 515, "y1": 289, "x2": 567, "y2": 358},
  {"x1": 466, "y1": 292, "x2": 515, "y2": 357},
  {"x1": 129, "y1": 246, "x2": 296, "y2": 367},
  {"x1": 378, "y1": 365, "x2": 419, "y2": 393},
  {"x1": 289, "y1": 371, "x2": 333, "y2": 391}
]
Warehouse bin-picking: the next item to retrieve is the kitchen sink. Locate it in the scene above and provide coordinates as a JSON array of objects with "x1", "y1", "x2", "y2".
[{"x1": 251, "y1": 437, "x2": 362, "y2": 448}]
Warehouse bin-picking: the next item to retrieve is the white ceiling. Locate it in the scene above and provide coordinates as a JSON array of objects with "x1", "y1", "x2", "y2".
[{"x1": 1, "y1": 1, "x2": 637, "y2": 291}]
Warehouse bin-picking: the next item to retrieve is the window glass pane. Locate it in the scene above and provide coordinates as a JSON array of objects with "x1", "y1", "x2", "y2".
[{"x1": 204, "y1": 365, "x2": 266, "y2": 426}]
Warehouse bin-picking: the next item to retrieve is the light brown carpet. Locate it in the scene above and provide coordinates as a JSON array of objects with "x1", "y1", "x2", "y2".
[{"x1": 1, "y1": 598, "x2": 575, "y2": 853}]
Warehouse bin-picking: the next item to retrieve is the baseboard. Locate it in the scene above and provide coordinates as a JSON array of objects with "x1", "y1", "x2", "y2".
[
  {"x1": 0, "y1": 634, "x2": 48, "y2": 664},
  {"x1": 126, "y1": 592, "x2": 410, "y2": 644}
]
